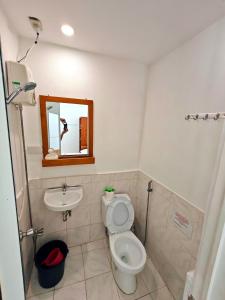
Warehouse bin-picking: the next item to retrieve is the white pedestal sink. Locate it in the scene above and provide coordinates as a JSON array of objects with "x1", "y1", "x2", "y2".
[{"x1": 44, "y1": 185, "x2": 83, "y2": 212}]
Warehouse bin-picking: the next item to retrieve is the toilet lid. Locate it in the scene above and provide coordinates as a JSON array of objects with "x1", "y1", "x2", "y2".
[{"x1": 106, "y1": 195, "x2": 134, "y2": 234}]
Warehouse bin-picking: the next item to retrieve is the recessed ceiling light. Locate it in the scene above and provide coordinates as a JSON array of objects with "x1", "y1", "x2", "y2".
[{"x1": 61, "y1": 24, "x2": 74, "y2": 36}]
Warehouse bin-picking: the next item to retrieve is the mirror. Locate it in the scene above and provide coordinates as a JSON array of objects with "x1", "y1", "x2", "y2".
[
  {"x1": 40, "y1": 96, "x2": 94, "y2": 166},
  {"x1": 47, "y1": 102, "x2": 89, "y2": 155}
]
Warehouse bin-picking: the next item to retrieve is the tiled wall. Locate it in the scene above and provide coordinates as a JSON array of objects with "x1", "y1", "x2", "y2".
[
  {"x1": 29, "y1": 170, "x2": 204, "y2": 300},
  {"x1": 135, "y1": 171, "x2": 204, "y2": 300},
  {"x1": 29, "y1": 172, "x2": 137, "y2": 249}
]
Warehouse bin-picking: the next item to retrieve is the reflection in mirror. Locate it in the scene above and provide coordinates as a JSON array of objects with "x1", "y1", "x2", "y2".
[
  {"x1": 40, "y1": 95, "x2": 94, "y2": 166},
  {"x1": 46, "y1": 102, "x2": 89, "y2": 156}
]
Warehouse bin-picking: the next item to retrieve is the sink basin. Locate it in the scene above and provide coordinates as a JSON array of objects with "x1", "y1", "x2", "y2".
[{"x1": 44, "y1": 186, "x2": 83, "y2": 212}]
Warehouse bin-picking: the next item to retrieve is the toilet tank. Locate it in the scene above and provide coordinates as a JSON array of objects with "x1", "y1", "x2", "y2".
[{"x1": 101, "y1": 195, "x2": 111, "y2": 227}]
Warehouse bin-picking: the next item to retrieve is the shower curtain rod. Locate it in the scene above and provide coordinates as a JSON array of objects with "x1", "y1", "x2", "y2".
[{"x1": 185, "y1": 112, "x2": 225, "y2": 121}]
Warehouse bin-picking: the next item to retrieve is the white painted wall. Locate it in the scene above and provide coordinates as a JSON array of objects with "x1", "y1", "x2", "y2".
[
  {"x1": 139, "y1": 17, "x2": 225, "y2": 211},
  {"x1": 0, "y1": 7, "x2": 18, "y2": 64},
  {"x1": 18, "y1": 38, "x2": 147, "y2": 178},
  {"x1": 0, "y1": 6, "x2": 26, "y2": 211},
  {"x1": 16, "y1": 14, "x2": 225, "y2": 212}
]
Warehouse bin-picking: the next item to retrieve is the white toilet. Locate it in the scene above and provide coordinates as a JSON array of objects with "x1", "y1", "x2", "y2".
[{"x1": 102, "y1": 194, "x2": 147, "y2": 294}]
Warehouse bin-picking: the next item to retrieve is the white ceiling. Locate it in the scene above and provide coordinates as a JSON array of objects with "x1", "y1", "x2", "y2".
[{"x1": 1, "y1": 0, "x2": 225, "y2": 63}]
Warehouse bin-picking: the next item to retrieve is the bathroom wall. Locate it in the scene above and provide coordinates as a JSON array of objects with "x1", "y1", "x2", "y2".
[
  {"x1": 3, "y1": 8, "x2": 225, "y2": 299},
  {"x1": 20, "y1": 18, "x2": 225, "y2": 300},
  {"x1": 0, "y1": 6, "x2": 18, "y2": 63},
  {"x1": 135, "y1": 171, "x2": 204, "y2": 300},
  {"x1": 29, "y1": 171, "x2": 137, "y2": 248},
  {"x1": 0, "y1": 6, "x2": 34, "y2": 290},
  {"x1": 18, "y1": 38, "x2": 148, "y2": 179},
  {"x1": 139, "y1": 16, "x2": 225, "y2": 211},
  {"x1": 29, "y1": 168, "x2": 204, "y2": 300},
  {"x1": 136, "y1": 16, "x2": 225, "y2": 300}
]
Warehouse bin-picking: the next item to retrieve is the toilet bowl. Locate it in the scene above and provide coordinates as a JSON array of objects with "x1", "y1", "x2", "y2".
[
  {"x1": 110, "y1": 231, "x2": 146, "y2": 294},
  {"x1": 102, "y1": 194, "x2": 147, "y2": 294}
]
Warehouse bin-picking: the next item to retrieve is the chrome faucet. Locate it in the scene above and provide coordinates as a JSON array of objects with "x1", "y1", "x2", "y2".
[{"x1": 19, "y1": 227, "x2": 44, "y2": 241}]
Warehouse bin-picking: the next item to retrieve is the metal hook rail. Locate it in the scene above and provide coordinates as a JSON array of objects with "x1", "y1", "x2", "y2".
[{"x1": 185, "y1": 112, "x2": 225, "y2": 121}]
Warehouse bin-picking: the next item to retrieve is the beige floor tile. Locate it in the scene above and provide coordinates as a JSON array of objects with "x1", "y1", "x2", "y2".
[
  {"x1": 27, "y1": 292, "x2": 54, "y2": 300},
  {"x1": 55, "y1": 254, "x2": 84, "y2": 289},
  {"x1": 86, "y1": 272, "x2": 120, "y2": 300},
  {"x1": 69, "y1": 245, "x2": 82, "y2": 256},
  {"x1": 117, "y1": 275, "x2": 149, "y2": 300},
  {"x1": 54, "y1": 281, "x2": 86, "y2": 300},
  {"x1": 83, "y1": 248, "x2": 111, "y2": 278},
  {"x1": 138, "y1": 295, "x2": 152, "y2": 300},
  {"x1": 82, "y1": 239, "x2": 107, "y2": 252},
  {"x1": 140, "y1": 259, "x2": 165, "y2": 293},
  {"x1": 150, "y1": 287, "x2": 174, "y2": 300},
  {"x1": 27, "y1": 268, "x2": 54, "y2": 297}
]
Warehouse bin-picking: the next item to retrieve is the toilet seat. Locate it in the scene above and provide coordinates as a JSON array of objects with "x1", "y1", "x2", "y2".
[
  {"x1": 109, "y1": 231, "x2": 146, "y2": 275},
  {"x1": 106, "y1": 195, "x2": 134, "y2": 234}
]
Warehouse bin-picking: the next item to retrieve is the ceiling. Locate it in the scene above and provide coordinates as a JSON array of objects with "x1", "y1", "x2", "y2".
[{"x1": 1, "y1": 0, "x2": 225, "y2": 63}]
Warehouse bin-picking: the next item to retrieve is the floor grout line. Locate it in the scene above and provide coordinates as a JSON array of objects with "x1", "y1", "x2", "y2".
[
  {"x1": 54, "y1": 279, "x2": 86, "y2": 291},
  {"x1": 84, "y1": 279, "x2": 88, "y2": 300},
  {"x1": 27, "y1": 239, "x2": 173, "y2": 300},
  {"x1": 85, "y1": 270, "x2": 112, "y2": 281},
  {"x1": 136, "y1": 294, "x2": 151, "y2": 300},
  {"x1": 81, "y1": 245, "x2": 87, "y2": 284}
]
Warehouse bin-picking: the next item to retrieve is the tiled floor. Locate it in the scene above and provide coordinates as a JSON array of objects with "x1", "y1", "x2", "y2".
[{"x1": 27, "y1": 239, "x2": 174, "y2": 300}]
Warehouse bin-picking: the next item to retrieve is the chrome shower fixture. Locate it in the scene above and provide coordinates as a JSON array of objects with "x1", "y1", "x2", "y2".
[{"x1": 6, "y1": 82, "x2": 37, "y2": 104}]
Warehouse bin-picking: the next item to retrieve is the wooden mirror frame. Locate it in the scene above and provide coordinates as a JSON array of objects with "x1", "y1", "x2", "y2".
[{"x1": 40, "y1": 95, "x2": 95, "y2": 167}]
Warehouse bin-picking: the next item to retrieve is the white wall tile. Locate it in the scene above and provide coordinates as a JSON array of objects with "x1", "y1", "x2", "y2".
[
  {"x1": 90, "y1": 223, "x2": 106, "y2": 241},
  {"x1": 67, "y1": 225, "x2": 90, "y2": 247},
  {"x1": 136, "y1": 171, "x2": 204, "y2": 300},
  {"x1": 90, "y1": 202, "x2": 102, "y2": 224},
  {"x1": 37, "y1": 230, "x2": 67, "y2": 249},
  {"x1": 67, "y1": 204, "x2": 91, "y2": 229},
  {"x1": 41, "y1": 177, "x2": 66, "y2": 189}
]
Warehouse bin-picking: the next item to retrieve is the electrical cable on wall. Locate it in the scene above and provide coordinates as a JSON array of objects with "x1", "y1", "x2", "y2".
[
  {"x1": 17, "y1": 32, "x2": 39, "y2": 63},
  {"x1": 17, "y1": 16, "x2": 42, "y2": 64}
]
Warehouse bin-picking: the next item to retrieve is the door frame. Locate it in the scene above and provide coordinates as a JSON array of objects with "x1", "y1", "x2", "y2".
[
  {"x1": 0, "y1": 40, "x2": 25, "y2": 300},
  {"x1": 192, "y1": 123, "x2": 225, "y2": 300}
]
